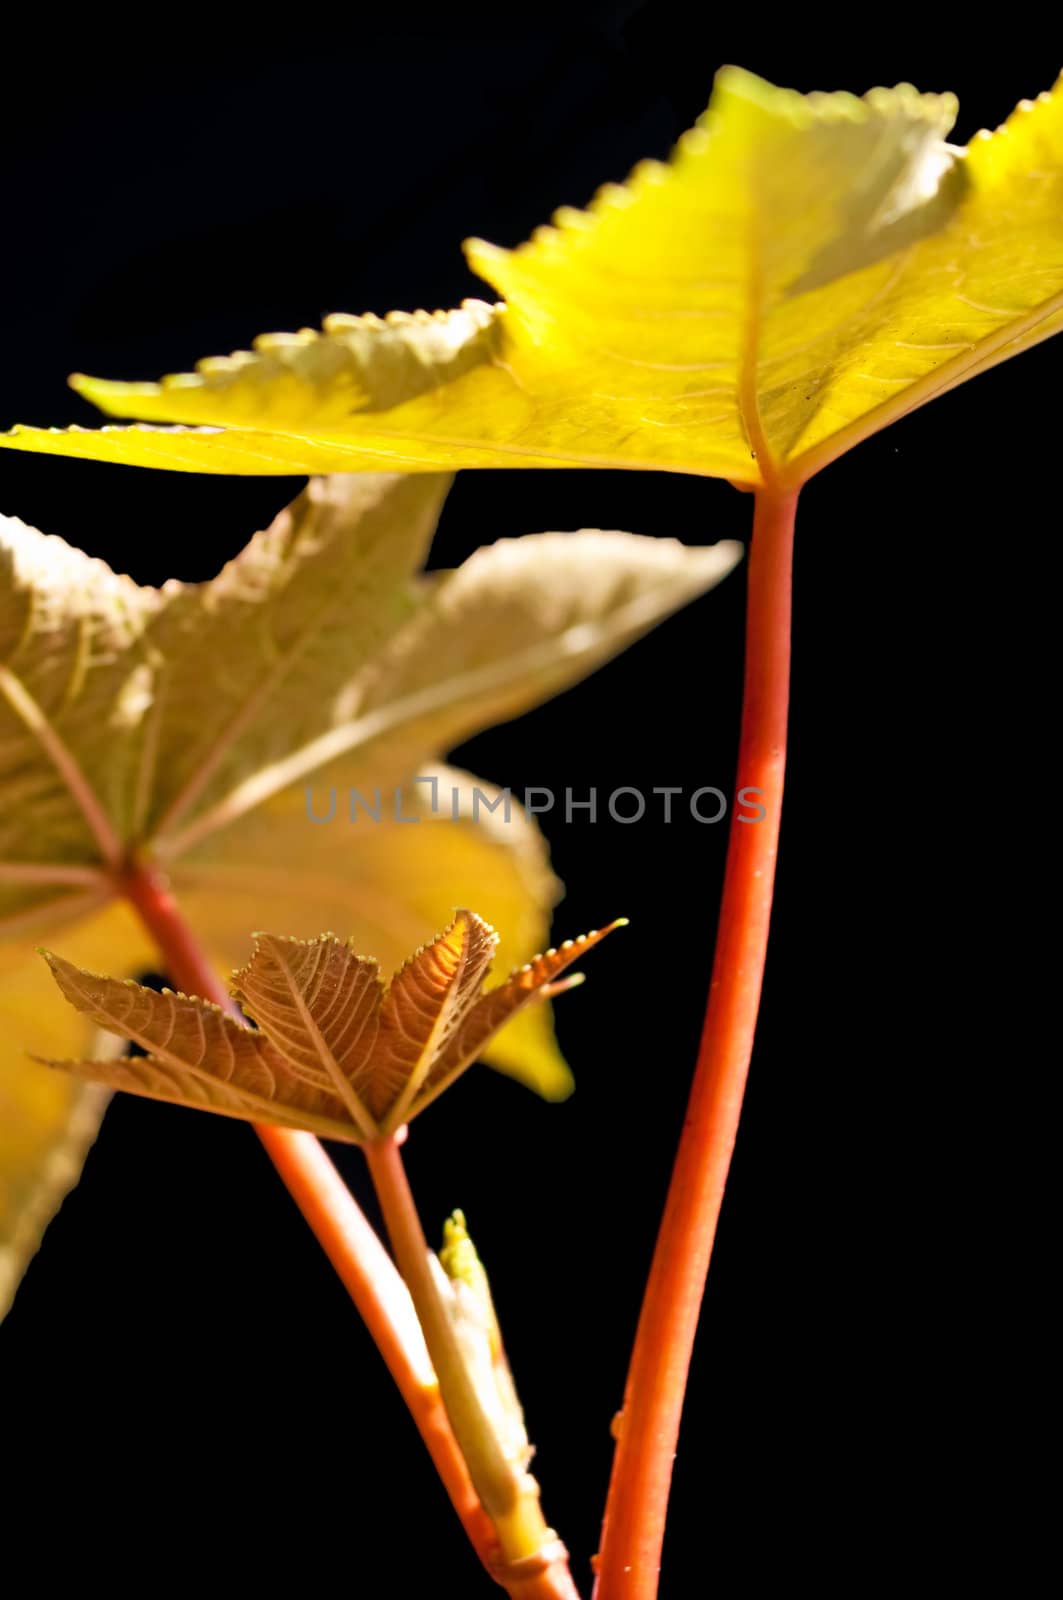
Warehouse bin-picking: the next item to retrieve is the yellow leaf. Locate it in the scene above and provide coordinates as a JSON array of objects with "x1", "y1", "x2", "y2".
[
  {"x1": 1, "y1": 483, "x2": 736, "y2": 1310},
  {"x1": 41, "y1": 913, "x2": 623, "y2": 1139},
  {"x1": 136, "y1": 471, "x2": 449, "y2": 838},
  {"x1": 0, "y1": 514, "x2": 161, "y2": 865},
  {"x1": 4, "y1": 69, "x2": 1060, "y2": 482},
  {"x1": 339, "y1": 531, "x2": 742, "y2": 768},
  {"x1": 0, "y1": 900, "x2": 149, "y2": 1317},
  {"x1": 369, "y1": 913, "x2": 499, "y2": 1126}
]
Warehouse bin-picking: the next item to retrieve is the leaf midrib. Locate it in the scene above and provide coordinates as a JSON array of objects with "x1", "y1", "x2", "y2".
[
  {"x1": 0, "y1": 664, "x2": 123, "y2": 867},
  {"x1": 789, "y1": 284, "x2": 1063, "y2": 483},
  {"x1": 261, "y1": 940, "x2": 378, "y2": 1139}
]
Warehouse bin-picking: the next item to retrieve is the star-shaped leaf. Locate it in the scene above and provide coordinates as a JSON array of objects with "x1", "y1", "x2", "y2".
[
  {"x1": 39, "y1": 912, "x2": 624, "y2": 1139},
  {"x1": 3, "y1": 67, "x2": 1060, "y2": 484},
  {"x1": 0, "y1": 478, "x2": 739, "y2": 1312}
]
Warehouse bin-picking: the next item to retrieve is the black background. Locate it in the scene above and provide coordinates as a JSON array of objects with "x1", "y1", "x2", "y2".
[{"x1": 1, "y1": 11, "x2": 1056, "y2": 1594}]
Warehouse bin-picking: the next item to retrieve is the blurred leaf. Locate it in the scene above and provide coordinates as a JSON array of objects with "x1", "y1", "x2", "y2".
[
  {"x1": 0, "y1": 903, "x2": 146, "y2": 1314},
  {"x1": 4, "y1": 69, "x2": 1061, "y2": 482},
  {"x1": 0, "y1": 482, "x2": 737, "y2": 1311}
]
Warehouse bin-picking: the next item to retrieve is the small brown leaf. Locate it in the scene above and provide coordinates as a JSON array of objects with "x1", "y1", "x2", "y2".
[
  {"x1": 40, "y1": 951, "x2": 359, "y2": 1141},
  {"x1": 231, "y1": 933, "x2": 384, "y2": 1139},
  {"x1": 39, "y1": 912, "x2": 624, "y2": 1140},
  {"x1": 415, "y1": 923, "x2": 628, "y2": 1120},
  {"x1": 370, "y1": 912, "x2": 498, "y2": 1128}
]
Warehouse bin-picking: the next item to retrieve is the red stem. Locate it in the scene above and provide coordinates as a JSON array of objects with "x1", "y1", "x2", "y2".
[
  {"x1": 256, "y1": 1124, "x2": 499, "y2": 1569},
  {"x1": 594, "y1": 486, "x2": 798, "y2": 1599},
  {"x1": 118, "y1": 860, "x2": 498, "y2": 1578}
]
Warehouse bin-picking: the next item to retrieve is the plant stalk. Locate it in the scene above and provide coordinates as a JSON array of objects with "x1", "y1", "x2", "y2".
[
  {"x1": 365, "y1": 1134, "x2": 582, "y2": 1600},
  {"x1": 118, "y1": 859, "x2": 498, "y2": 1578},
  {"x1": 593, "y1": 486, "x2": 798, "y2": 1600}
]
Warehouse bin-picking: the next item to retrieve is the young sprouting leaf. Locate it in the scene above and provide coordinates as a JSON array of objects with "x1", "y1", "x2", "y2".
[
  {"x1": 0, "y1": 481, "x2": 738, "y2": 1312},
  {"x1": 39, "y1": 913, "x2": 625, "y2": 1139},
  {"x1": 417, "y1": 935, "x2": 616, "y2": 1118},
  {"x1": 3, "y1": 68, "x2": 1060, "y2": 483},
  {"x1": 365, "y1": 913, "x2": 499, "y2": 1126},
  {"x1": 437, "y1": 1209, "x2": 532, "y2": 1472},
  {"x1": 227, "y1": 933, "x2": 386, "y2": 1137},
  {"x1": 38, "y1": 949, "x2": 365, "y2": 1140}
]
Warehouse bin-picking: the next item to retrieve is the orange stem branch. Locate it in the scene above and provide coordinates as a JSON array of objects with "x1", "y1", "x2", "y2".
[
  {"x1": 118, "y1": 859, "x2": 498, "y2": 1580},
  {"x1": 594, "y1": 486, "x2": 798, "y2": 1600}
]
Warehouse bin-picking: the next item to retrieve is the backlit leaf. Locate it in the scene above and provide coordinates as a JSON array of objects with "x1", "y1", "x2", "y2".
[
  {"x1": 40, "y1": 949, "x2": 365, "y2": 1141},
  {"x1": 41, "y1": 912, "x2": 624, "y2": 1138},
  {"x1": 369, "y1": 913, "x2": 499, "y2": 1126},
  {"x1": 411, "y1": 923, "x2": 626, "y2": 1122},
  {"x1": 0, "y1": 903, "x2": 147, "y2": 1314},
  {"x1": 229, "y1": 933, "x2": 384, "y2": 1138},
  {"x1": 341, "y1": 533, "x2": 741, "y2": 769},
  {"x1": 1, "y1": 482, "x2": 737, "y2": 1310},
  {"x1": 4, "y1": 69, "x2": 1060, "y2": 483},
  {"x1": 136, "y1": 471, "x2": 448, "y2": 838},
  {"x1": 0, "y1": 515, "x2": 161, "y2": 867}
]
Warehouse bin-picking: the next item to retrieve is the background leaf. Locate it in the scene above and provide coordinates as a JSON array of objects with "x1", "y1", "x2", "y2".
[
  {"x1": 0, "y1": 901, "x2": 149, "y2": 1317},
  {"x1": 0, "y1": 513, "x2": 159, "y2": 871},
  {"x1": 137, "y1": 472, "x2": 449, "y2": 839},
  {"x1": 0, "y1": 480, "x2": 738, "y2": 1309},
  {"x1": 149, "y1": 529, "x2": 743, "y2": 853},
  {"x1": 338, "y1": 531, "x2": 744, "y2": 772}
]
